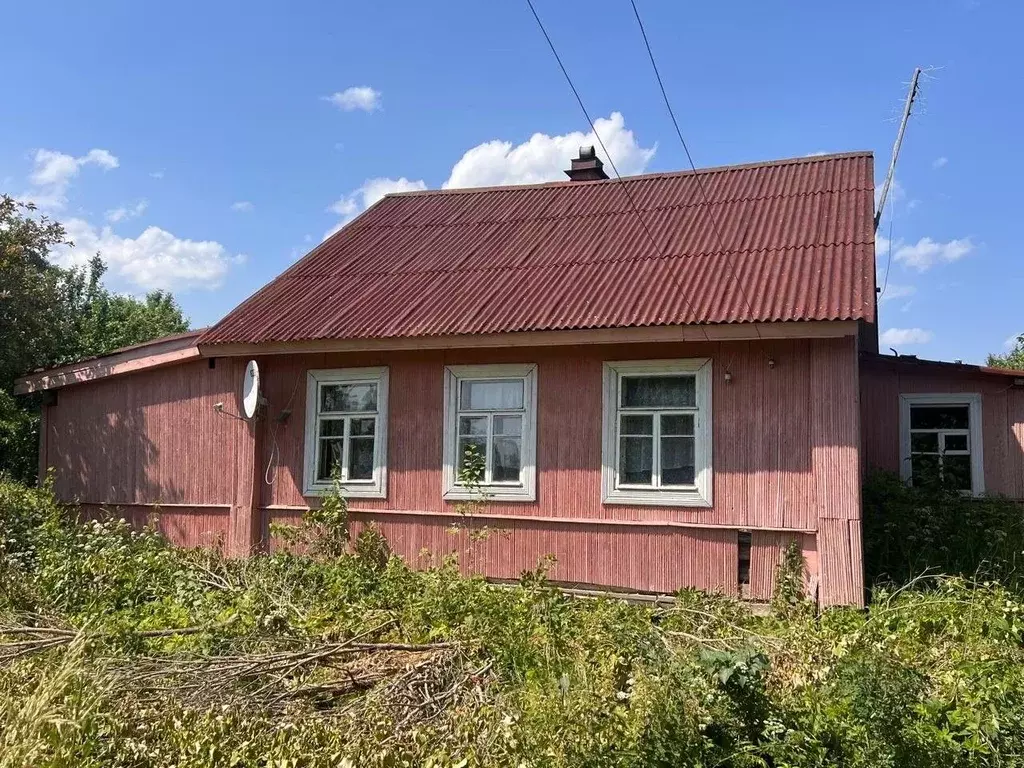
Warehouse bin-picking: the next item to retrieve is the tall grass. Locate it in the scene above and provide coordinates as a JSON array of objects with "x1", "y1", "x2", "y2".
[
  {"x1": 0, "y1": 477, "x2": 1023, "y2": 766},
  {"x1": 863, "y1": 471, "x2": 1024, "y2": 590}
]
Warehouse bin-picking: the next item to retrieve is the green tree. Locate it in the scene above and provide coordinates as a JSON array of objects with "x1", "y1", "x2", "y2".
[
  {"x1": 0, "y1": 195, "x2": 190, "y2": 482},
  {"x1": 988, "y1": 333, "x2": 1024, "y2": 370}
]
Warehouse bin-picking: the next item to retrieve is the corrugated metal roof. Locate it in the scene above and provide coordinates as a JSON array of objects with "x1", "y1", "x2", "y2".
[{"x1": 200, "y1": 152, "x2": 876, "y2": 345}]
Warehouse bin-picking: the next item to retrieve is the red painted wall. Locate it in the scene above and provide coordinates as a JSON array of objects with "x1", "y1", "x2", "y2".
[
  {"x1": 42, "y1": 337, "x2": 864, "y2": 603},
  {"x1": 45, "y1": 358, "x2": 240, "y2": 505},
  {"x1": 860, "y1": 358, "x2": 1024, "y2": 498}
]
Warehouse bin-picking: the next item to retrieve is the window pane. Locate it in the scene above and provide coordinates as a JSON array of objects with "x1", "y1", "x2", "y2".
[
  {"x1": 620, "y1": 414, "x2": 653, "y2": 435},
  {"x1": 319, "y1": 419, "x2": 345, "y2": 438},
  {"x1": 661, "y1": 414, "x2": 695, "y2": 436},
  {"x1": 493, "y1": 415, "x2": 522, "y2": 436},
  {"x1": 910, "y1": 454, "x2": 941, "y2": 488},
  {"x1": 317, "y1": 439, "x2": 343, "y2": 481},
  {"x1": 458, "y1": 416, "x2": 488, "y2": 436},
  {"x1": 492, "y1": 436, "x2": 522, "y2": 482},
  {"x1": 457, "y1": 437, "x2": 487, "y2": 481},
  {"x1": 943, "y1": 434, "x2": 968, "y2": 452},
  {"x1": 321, "y1": 383, "x2": 377, "y2": 413},
  {"x1": 910, "y1": 432, "x2": 939, "y2": 453},
  {"x1": 619, "y1": 436, "x2": 653, "y2": 485},
  {"x1": 348, "y1": 437, "x2": 375, "y2": 480},
  {"x1": 621, "y1": 376, "x2": 695, "y2": 408},
  {"x1": 943, "y1": 455, "x2": 972, "y2": 491},
  {"x1": 350, "y1": 417, "x2": 375, "y2": 437},
  {"x1": 910, "y1": 405, "x2": 968, "y2": 430},
  {"x1": 460, "y1": 379, "x2": 523, "y2": 410},
  {"x1": 661, "y1": 436, "x2": 696, "y2": 485}
]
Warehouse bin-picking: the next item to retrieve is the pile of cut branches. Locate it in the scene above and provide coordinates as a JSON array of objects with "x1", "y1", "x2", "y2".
[{"x1": 0, "y1": 617, "x2": 489, "y2": 724}]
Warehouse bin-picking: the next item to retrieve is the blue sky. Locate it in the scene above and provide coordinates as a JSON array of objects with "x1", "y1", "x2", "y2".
[{"x1": 2, "y1": 0, "x2": 1020, "y2": 363}]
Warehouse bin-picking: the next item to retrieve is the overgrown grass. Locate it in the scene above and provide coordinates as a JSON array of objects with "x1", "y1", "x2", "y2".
[
  {"x1": 2, "y1": 478, "x2": 1024, "y2": 766},
  {"x1": 863, "y1": 470, "x2": 1024, "y2": 591}
]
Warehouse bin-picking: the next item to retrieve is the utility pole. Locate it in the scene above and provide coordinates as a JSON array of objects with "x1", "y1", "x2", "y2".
[{"x1": 874, "y1": 67, "x2": 922, "y2": 232}]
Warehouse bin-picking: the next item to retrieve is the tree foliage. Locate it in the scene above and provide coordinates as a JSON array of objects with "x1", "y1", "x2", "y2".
[
  {"x1": 987, "y1": 333, "x2": 1024, "y2": 370},
  {"x1": 0, "y1": 195, "x2": 189, "y2": 482}
]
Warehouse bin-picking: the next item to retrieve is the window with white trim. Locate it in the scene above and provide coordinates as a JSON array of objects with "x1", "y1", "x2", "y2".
[
  {"x1": 443, "y1": 364, "x2": 537, "y2": 502},
  {"x1": 303, "y1": 368, "x2": 388, "y2": 498},
  {"x1": 899, "y1": 393, "x2": 984, "y2": 495},
  {"x1": 602, "y1": 359, "x2": 712, "y2": 507}
]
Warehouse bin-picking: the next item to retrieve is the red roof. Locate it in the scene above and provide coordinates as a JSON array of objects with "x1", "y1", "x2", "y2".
[{"x1": 200, "y1": 151, "x2": 876, "y2": 346}]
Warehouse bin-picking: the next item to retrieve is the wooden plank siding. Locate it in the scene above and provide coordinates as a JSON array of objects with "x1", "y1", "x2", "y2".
[
  {"x1": 748, "y1": 531, "x2": 818, "y2": 602},
  {"x1": 79, "y1": 503, "x2": 231, "y2": 549},
  {"x1": 860, "y1": 358, "x2": 1024, "y2": 498},
  {"x1": 45, "y1": 358, "x2": 241, "y2": 505},
  {"x1": 42, "y1": 336, "x2": 865, "y2": 604}
]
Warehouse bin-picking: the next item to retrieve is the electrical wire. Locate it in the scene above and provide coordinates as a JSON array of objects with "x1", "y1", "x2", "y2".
[
  {"x1": 264, "y1": 369, "x2": 304, "y2": 486},
  {"x1": 524, "y1": 0, "x2": 713, "y2": 345},
  {"x1": 878, "y1": 185, "x2": 895, "y2": 300},
  {"x1": 629, "y1": 0, "x2": 762, "y2": 341}
]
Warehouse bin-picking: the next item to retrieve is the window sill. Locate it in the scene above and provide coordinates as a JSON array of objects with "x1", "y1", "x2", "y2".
[
  {"x1": 303, "y1": 484, "x2": 386, "y2": 499},
  {"x1": 443, "y1": 486, "x2": 536, "y2": 503},
  {"x1": 603, "y1": 488, "x2": 712, "y2": 508}
]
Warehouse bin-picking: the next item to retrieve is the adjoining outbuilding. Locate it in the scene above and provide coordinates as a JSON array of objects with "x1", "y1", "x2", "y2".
[{"x1": 17, "y1": 150, "x2": 1024, "y2": 606}]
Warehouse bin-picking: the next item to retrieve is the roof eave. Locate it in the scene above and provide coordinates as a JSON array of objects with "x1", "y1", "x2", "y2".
[
  {"x1": 14, "y1": 333, "x2": 203, "y2": 394},
  {"x1": 197, "y1": 319, "x2": 861, "y2": 357}
]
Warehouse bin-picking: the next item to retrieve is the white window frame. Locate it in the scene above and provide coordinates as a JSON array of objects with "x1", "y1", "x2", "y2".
[
  {"x1": 899, "y1": 392, "x2": 984, "y2": 496},
  {"x1": 442, "y1": 364, "x2": 538, "y2": 502},
  {"x1": 601, "y1": 358, "x2": 713, "y2": 507},
  {"x1": 303, "y1": 367, "x2": 389, "y2": 498}
]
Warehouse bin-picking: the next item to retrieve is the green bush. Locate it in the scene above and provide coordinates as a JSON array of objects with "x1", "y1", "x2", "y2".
[
  {"x1": 863, "y1": 471, "x2": 1024, "y2": 590},
  {"x1": 2, "y1": 477, "x2": 1024, "y2": 766}
]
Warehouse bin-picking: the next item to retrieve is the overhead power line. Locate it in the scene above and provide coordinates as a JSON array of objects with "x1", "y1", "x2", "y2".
[
  {"x1": 524, "y1": 0, "x2": 713, "y2": 342},
  {"x1": 628, "y1": 0, "x2": 762, "y2": 339}
]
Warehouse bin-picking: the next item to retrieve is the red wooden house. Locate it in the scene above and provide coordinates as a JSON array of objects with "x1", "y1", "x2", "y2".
[{"x1": 17, "y1": 150, "x2": 1024, "y2": 606}]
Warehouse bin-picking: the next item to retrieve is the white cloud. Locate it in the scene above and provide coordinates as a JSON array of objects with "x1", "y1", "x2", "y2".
[
  {"x1": 25, "y1": 147, "x2": 119, "y2": 210},
  {"x1": 105, "y1": 199, "x2": 148, "y2": 223},
  {"x1": 149, "y1": 170, "x2": 165, "y2": 179},
  {"x1": 325, "y1": 177, "x2": 427, "y2": 238},
  {"x1": 880, "y1": 327, "x2": 933, "y2": 347},
  {"x1": 1004, "y1": 333, "x2": 1022, "y2": 350},
  {"x1": 230, "y1": 201, "x2": 254, "y2": 213},
  {"x1": 322, "y1": 112, "x2": 653, "y2": 239},
  {"x1": 932, "y1": 156, "x2": 948, "y2": 169},
  {"x1": 894, "y1": 236, "x2": 974, "y2": 271},
  {"x1": 55, "y1": 218, "x2": 244, "y2": 292},
  {"x1": 880, "y1": 284, "x2": 915, "y2": 302},
  {"x1": 805, "y1": 150, "x2": 829, "y2": 157},
  {"x1": 323, "y1": 86, "x2": 381, "y2": 112},
  {"x1": 444, "y1": 112, "x2": 655, "y2": 189}
]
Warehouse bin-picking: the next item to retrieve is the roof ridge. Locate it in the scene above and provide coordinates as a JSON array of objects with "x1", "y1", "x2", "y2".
[
  {"x1": 345, "y1": 184, "x2": 874, "y2": 233},
  {"x1": 287, "y1": 240, "x2": 874, "y2": 281},
  {"x1": 382, "y1": 151, "x2": 874, "y2": 199}
]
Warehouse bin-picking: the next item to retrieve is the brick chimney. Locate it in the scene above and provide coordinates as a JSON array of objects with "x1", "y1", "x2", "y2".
[{"x1": 564, "y1": 145, "x2": 609, "y2": 181}]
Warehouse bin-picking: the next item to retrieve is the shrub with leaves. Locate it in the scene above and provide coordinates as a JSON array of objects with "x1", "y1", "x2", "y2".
[
  {"x1": 1, "y1": 477, "x2": 1024, "y2": 766},
  {"x1": 863, "y1": 470, "x2": 1024, "y2": 590}
]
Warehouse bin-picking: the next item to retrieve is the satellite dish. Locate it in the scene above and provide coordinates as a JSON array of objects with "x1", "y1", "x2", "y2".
[{"x1": 241, "y1": 360, "x2": 261, "y2": 419}]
